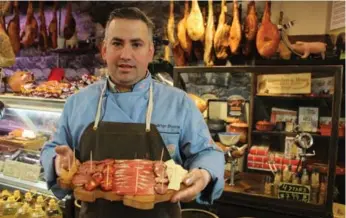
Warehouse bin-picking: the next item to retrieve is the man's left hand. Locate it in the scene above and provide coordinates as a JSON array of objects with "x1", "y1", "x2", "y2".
[{"x1": 171, "y1": 168, "x2": 211, "y2": 203}]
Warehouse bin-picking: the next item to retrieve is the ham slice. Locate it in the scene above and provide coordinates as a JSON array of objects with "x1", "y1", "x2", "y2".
[
  {"x1": 203, "y1": 0, "x2": 215, "y2": 66},
  {"x1": 214, "y1": 0, "x2": 230, "y2": 59},
  {"x1": 177, "y1": 0, "x2": 192, "y2": 56},
  {"x1": 229, "y1": 0, "x2": 242, "y2": 54},
  {"x1": 256, "y1": 1, "x2": 280, "y2": 58},
  {"x1": 186, "y1": 0, "x2": 205, "y2": 41}
]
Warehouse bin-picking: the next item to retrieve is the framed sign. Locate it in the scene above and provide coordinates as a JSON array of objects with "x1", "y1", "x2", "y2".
[
  {"x1": 278, "y1": 182, "x2": 311, "y2": 203},
  {"x1": 330, "y1": 1, "x2": 345, "y2": 30}
]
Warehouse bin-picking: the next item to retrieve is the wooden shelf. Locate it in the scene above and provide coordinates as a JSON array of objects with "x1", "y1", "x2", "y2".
[
  {"x1": 256, "y1": 94, "x2": 333, "y2": 99},
  {"x1": 251, "y1": 130, "x2": 345, "y2": 139}
]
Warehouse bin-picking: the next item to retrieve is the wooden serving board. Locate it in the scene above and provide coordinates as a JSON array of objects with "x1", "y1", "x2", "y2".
[{"x1": 57, "y1": 178, "x2": 185, "y2": 210}]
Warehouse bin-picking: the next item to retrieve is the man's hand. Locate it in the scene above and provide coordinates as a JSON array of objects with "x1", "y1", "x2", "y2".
[
  {"x1": 171, "y1": 168, "x2": 211, "y2": 203},
  {"x1": 55, "y1": 145, "x2": 80, "y2": 177}
]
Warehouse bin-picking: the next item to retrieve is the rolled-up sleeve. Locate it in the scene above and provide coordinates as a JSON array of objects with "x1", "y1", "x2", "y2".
[
  {"x1": 179, "y1": 95, "x2": 225, "y2": 205},
  {"x1": 40, "y1": 97, "x2": 74, "y2": 198}
]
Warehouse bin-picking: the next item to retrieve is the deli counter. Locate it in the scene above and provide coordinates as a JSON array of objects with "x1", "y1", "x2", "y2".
[{"x1": 0, "y1": 94, "x2": 73, "y2": 217}]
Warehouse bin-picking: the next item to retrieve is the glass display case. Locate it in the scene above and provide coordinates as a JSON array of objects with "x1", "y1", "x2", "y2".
[
  {"x1": 0, "y1": 94, "x2": 72, "y2": 216},
  {"x1": 174, "y1": 65, "x2": 343, "y2": 218}
]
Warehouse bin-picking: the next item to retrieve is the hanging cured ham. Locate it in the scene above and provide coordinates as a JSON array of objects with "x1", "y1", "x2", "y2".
[
  {"x1": 214, "y1": 0, "x2": 230, "y2": 59},
  {"x1": 21, "y1": 1, "x2": 38, "y2": 48},
  {"x1": 256, "y1": 1, "x2": 280, "y2": 58},
  {"x1": 203, "y1": 0, "x2": 215, "y2": 66},
  {"x1": 186, "y1": 0, "x2": 205, "y2": 41},
  {"x1": 0, "y1": 1, "x2": 15, "y2": 67},
  {"x1": 172, "y1": 43, "x2": 186, "y2": 66},
  {"x1": 38, "y1": 1, "x2": 48, "y2": 51},
  {"x1": 64, "y1": 2, "x2": 76, "y2": 40},
  {"x1": 243, "y1": 1, "x2": 257, "y2": 56},
  {"x1": 177, "y1": 0, "x2": 192, "y2": 56},
  {"x1": 229, "y1": 0, "x2": 241, "y2": 54},
  {"x1": 167, "y1": 0, "x2": 176, "y2": 46},
  {"x1": 7, "y1": 1, "x2": 20, "y2": 55},
  {"x1": 48, "y1": 2, "x2": 58, "y2": 49}
]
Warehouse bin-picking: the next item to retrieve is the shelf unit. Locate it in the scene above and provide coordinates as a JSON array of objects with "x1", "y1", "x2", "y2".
[{"x1": 174, "y1": 65, "x2": 343, "y2": 218}]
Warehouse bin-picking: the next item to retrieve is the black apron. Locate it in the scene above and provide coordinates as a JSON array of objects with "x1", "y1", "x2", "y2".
[{"x1": 77, "y1": 81, "x2": 182, "y2": 218}]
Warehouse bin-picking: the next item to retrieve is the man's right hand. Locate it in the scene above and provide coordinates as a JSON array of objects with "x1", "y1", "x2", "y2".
[{"x1": 55, "y1": 145, "x2": 80, "y2": 177}]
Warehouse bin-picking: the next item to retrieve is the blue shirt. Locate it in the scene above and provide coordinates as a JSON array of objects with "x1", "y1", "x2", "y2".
[{"x1": 40, "y1": 74, "x2": 225, "y2": 204}]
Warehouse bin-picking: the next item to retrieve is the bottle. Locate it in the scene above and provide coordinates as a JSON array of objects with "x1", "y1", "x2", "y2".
[
  {"x1": 291, "y1": 172, "x2": 300, "y2": 184},
  {"x1": 46, "y1": 199, "x2": 62, "y2": 218},
  {"x1": 264, "y1": 176, "x2": 272, "y2": 196},
  {"x1": 3, "y1": 196, "x2": 20, "y2": 216},
  {"x1": 15, "y1": 203, "x2": 33, "y2": 218},
  {"x1": 318, "y1": 176, "x2": 327, "y2": 205},
  {"x1": 282, "y1": 165, "x2": 292, "y2": 183},
  {"x1": 301, "y1": 168, "x2": 309, "y2": 185},
  {"x1": 272, "y1": 169, "x2": 282, "y2": 198},
  {"x1": 31, "y1": 204, "x2": 46, "y2": 218}
]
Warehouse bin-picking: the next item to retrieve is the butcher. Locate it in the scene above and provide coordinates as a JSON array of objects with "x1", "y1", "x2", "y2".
[{"x1": 40, "y1": 7, "x2": 225, "y2": 218}]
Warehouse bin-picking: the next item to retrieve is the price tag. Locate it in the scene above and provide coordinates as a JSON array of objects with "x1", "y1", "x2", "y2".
[{"x1": 278, "y1": 182, "x2": 311, "y2": 203}]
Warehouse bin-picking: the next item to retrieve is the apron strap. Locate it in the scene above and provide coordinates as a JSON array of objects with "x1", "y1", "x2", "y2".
[
  {"x1": 93, "y1": 81, "x2": 107, "y2": 130},
  {"x1": 93, "y1": 79, "x2": 154, "y2": 132},
  {"x1": 145, "y1": 82, "x2": 153, "y2": 132}
]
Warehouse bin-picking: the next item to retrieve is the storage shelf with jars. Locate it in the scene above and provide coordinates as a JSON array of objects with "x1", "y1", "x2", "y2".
[{"x1": 173, "y1": 65, "x2": 343, "y2": 218}]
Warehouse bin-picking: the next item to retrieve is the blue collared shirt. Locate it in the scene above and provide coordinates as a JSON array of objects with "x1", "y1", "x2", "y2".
[{"x1": 40, "y1": 73, "x2": 225, "y2": 204}]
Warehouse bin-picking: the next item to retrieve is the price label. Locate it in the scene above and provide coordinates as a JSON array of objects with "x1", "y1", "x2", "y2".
[
  {"x1": 20, "y1": 164, "x2": 41, "y2": 182},
  {"x1": 278, "y1": 182, "x2": 311, "y2": 203},
  {"x1": 2, "y1": 160, "x2": 23, "y2": 178}
]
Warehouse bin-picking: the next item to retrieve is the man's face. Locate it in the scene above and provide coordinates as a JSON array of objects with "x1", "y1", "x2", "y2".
[{"x1": 102, "y1": 18, "x2": 154, "y2": 86}]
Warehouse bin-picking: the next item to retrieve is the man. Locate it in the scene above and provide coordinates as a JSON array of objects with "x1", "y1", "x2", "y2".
[{"x1": 40, "y1": 7, "x2": 225, "y2": 218}]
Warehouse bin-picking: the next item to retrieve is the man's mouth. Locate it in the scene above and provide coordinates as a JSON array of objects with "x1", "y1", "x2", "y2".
[{"x1": 118, "y1": 64, "x2": 134, "y2": 69}]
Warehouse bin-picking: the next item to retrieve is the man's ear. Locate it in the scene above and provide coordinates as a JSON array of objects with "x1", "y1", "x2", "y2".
[
  {"x1": 101, "y1": 40, "x2": 107, "y2": 61},
  {"x1": 148, "y1": 42, "x2": 155, "y2": 61}
]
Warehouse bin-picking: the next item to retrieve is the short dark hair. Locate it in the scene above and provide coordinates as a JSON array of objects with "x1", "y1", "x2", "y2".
[{"x1": 104, "y1": 7, "x2": 154, "y2": 41}]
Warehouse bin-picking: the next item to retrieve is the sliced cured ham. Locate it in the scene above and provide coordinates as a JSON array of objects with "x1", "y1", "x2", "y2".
[
  {"x1": 7, "y1": 1, "x2": 20, "y2": 55},
  {"x1": 229, "y1": 0, "x2": 241, "y2": 54},
  {"x1": 256, "y1": 1, "x2": 280, "y2": 58},
  {"x1": 203, "y1": 0, "x2": 215, "y2": 66},
  {"x1": 243, "y1": 1, "x2": 258, "y2": 56},
  {"x1": 177, "y1": 0, "x2": 192, "y2": 56},
  {"x1": 214, "y1": 0, "x2": 230, "y2": 59},
  {"x1": 186, "y1": 0, "x2": 205, "y2": 41}
]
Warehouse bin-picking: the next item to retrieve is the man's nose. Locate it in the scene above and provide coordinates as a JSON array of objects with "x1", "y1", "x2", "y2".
[{"x1": 120, "y1": 45, "x2": 132, "y2": 60}]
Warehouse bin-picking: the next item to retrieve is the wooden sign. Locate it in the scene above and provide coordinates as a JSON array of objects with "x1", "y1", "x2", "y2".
[
  {"x1": 278, "y1": 182, "x2": 311, "y2": 203},
  {"x1": 257, "y1": 73, "x2": 311, "y2": 95}
]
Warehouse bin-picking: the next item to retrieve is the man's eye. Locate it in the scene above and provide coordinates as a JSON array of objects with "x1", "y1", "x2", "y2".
[
  {"x1": 132, "y1": 43, "x2": 142, "y2": 48},
  {"x1": 112, "y1": 42, "x2": 122, "y2": 47}
]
